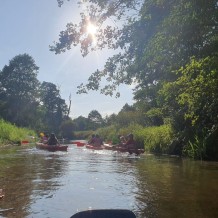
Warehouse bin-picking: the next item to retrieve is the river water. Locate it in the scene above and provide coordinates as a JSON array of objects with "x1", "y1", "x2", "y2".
[{"x1": 0, "y1": 145, "x2": 218, "y2": 218}]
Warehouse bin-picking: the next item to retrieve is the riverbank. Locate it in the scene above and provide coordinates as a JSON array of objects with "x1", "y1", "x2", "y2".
[{"x1": 0, "y1": 119, "x2": 36, "y2": 147}]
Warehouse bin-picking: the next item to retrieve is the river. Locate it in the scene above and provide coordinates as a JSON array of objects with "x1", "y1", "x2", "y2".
[{"x1": 0, "y1": 144, "x2": 218, "y2": 218}]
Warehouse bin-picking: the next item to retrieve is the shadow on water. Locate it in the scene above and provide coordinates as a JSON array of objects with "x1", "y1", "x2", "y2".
[{"x1": 0, "y1": 145, "x2": 218, "y2": 218}]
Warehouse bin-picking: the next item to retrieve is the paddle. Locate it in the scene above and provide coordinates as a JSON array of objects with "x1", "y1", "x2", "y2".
[{"x1": 70, "y1": 209, "x2": 136, "y2": 218}]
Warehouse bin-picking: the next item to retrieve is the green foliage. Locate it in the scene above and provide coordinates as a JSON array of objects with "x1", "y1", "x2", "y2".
[
  {"x1": 59, "y1": 118, "x2": 75, "y2": 139},
  {"x1": 96, "y1": 125, "x2": 123, "y2": 144},
  {"x1": 88, "y1": 110, "x2": 104, "y2": 130},
  {"x1": 93, "y1": 123, "x2": 174, "y2": 152},
  {"x1": 0, "y1": 54, "x2": 40, "y2": 127},
  {"x1": 116, "y1": 110, "x2": 144, "y2": 127},
  {"x1": 145, "y1": 108, "x2": 164, "y2": 126},
  {"x1": 135, "y1": 125, "x2": 174, "y2": 153},
  {"x1": 160, "y1": 55, "x2": 218, "y2": 136},
  {"x1": 183, "y1": 135, "x2": 207, "y2": 160},
  {"x1": 39, "y1": 81, "x2": 68, "y2": 133},
  {"x1": 176, "y1": 56, "x2": 218, "y2": 129},
  {"x1": 53, "y1": 0, "x2": 218, "y2": 98},
  {"x1": 53, "y1": 0, "x2": 218, "y2": 159},
  {"x1": 0, "y1": 119, "x2": 36, "y2": 145},
  {"x1": 74, "y1": 130, "x2": 94, "y2": 140},
  {"x1": 73, "y1": 116, "x2": 89, "y2": 131},
  {"x1": 0, "y1": 54, "x2": 70, "y2": 134}
]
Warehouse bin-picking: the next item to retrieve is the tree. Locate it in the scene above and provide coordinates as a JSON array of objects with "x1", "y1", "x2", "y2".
[
  {"x1": 40, "y1": 81, "x2": 68, "y2": 133},
  {"x1": 120, "y1": 103, "x2": 135, "y2": 113},
  {"x1": 161, "y1": 56, "x2": 218, "y2": 132},
  {"x1": 0, "y1": 54, "x2": 40, "y2": 127},
  {"x1": 60, "y1": 118, "x2": 75, "y2": 139},
  {"x1": 52, "y1": 1, "x2": 217, "y2": 95},
  {"x1": 104, "y1": 113, "x2": 117, "y2": 126},
  {"x1": 73, "y1": 116, "x2": 89, "y2": 131},
  {"x1": 88, "y1": 110, "x2": 103, "y2": 130},
  {"x1": 160, "y1": 56, "x2": 218, "y2": 158},
  {"x1": 52, "y1": 0, "x2": 218, "y2": 159},
  {"x1": 51, "y1": 0, "x2": 218, "y2": 104}
]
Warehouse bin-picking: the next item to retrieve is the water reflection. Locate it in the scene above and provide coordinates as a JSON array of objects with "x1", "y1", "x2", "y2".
[
  {"x1": 134, "y1": 156, "x2": 218, "y2": 218},
  {"x1": 0, "y1": 147, "x2": 68, "y2": 217},
  {"x1": 0, "y1": 146, "x2": 218, "y2": 218}
]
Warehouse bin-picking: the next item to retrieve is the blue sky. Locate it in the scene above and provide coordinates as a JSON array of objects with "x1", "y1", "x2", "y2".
[{"x1": 0, "y1": 0, "x2": 134, "y2": 118}]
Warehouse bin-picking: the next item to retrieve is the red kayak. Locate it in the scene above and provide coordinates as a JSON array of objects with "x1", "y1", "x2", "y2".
[
  {"x1": 71, "y1": 141, "x2": 86, "y2": 147},
  {"x1": 115, "y1": 146, "x2": 145, "y2": 154},
  {"x1": 103, "y1": 143, "x2": 144, "y2": 154},
  {"x1": 36, "y1": 143, "x2": 68, "y2": 152},
  {"x1": 76, "y1": 142, "x2": 86, "y2": 147},
  {"x1": 86, "y1": 144, "x2": 104, "y2": 150},
  {"x1": 103, "y1": 144, "x2": 116, "y2": 150}
]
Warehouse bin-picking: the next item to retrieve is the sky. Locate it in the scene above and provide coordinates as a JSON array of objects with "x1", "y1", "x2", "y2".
[{"x1": 0, "y1": 0, "x2": 134, "y2": 119}]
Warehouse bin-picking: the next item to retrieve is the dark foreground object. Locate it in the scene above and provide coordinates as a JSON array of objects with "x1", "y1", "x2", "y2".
[{"x1": 70, "y1": 209, "x2": 136, "y2": 218}]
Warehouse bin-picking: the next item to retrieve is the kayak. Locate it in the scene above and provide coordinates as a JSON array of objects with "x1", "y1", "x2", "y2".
[
  {"x1": 71, "y1": 141, "x2": 86, "y2": 146},
  {"x1": 76, "y1": 142, "x2": 86, "y2": 147},
  {"x1": 103, "y1": 144, "x2": 116, "y2": 150},
  {"x1": 115, "y1": 146, "x2": 145, "y2": 154},
  {"x1": 86, "y1": 144, "x2": 104, "y2": 150},
  {"x1": 36, "y1": 143, "x2": 68, "y2": 152},
  {"x1": 103, "y1": 143, "x2": 144, "y2": 154}
]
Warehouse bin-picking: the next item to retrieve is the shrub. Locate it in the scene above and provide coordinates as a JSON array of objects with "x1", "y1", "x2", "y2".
[{"x1": 0, "y1": 119, "x2": 36, "y2": 145}]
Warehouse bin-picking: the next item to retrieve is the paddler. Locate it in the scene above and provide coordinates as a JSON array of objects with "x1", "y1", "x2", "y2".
[
  {"x1": 93, "y1": 134, "x2": 103, "y2": 147},
  {"x1": 46, "y1": 133, "x2": 60, "y2": 146},
  {"x1": 88, "y1": 134, "x2": 96, "y2": 145},
  {"x1": 124, "y1": 133, "x2": 136, "y2": 149}
]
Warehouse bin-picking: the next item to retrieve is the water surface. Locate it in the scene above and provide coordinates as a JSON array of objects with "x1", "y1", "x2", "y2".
[{"x1": 0, "y1": 145, "x2": 218, "y2": 218}]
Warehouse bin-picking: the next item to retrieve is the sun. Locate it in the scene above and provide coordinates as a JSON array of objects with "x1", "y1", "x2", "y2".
[
  {"x1": 87, "y1": 23, "x2": 97, "y2": 35},
  {"x1": 86, "y1": 22, "x2": 97, "y2": 44}
]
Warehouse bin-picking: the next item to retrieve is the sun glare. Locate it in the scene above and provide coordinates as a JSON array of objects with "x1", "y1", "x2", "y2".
[
  {"x1": 87, "y1": 23, "x2": 97, "y2": 35},
  {"x1": 86, "y1": 22, "x2": 97, "y2": 45}
]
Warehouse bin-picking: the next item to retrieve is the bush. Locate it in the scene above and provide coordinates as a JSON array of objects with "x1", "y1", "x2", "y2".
[
  {"x1": 74, "y1": 130, "x2": 95, "y2": 140},
  {"x1": 135, "y1": 125, "x2": 174, "y2": 153},
  {"x1": 93, "y1": 123, "x2": 174, "y2": 153},
  {"x1": 0, "y1": 119, "x2": 36, "y2": 145}
]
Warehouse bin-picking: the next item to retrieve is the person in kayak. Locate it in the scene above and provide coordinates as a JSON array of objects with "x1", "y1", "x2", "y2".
[
  {"x1": 124, "y1": 133, "x2": 140, "y2": 155},
  {"x1": 112, "y1": 135, "x2": 127, "y2": 149},
  {"x1": 46, "y1": 133, "x2": 60, "y2": 146},
  {"x1": 119, "y1": 135, "x2": 127, "y2": 145},
  {"x1": 93, "y1": 134, "x2": 103, "y2": 147},
  {"x1": 125, "y1": 133, "x2": 136, "y2": 148},
  {"x1": 42, "y1": 134, "x2": 48, "y2": 143},
  {"x1": 88, "y1": 134, "x2": 96, "y2": 145}
]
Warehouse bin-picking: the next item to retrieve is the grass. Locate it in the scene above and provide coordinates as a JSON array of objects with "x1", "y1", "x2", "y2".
[{"x1": 0, "y1": 119, "x2": 37, "y2": 146}]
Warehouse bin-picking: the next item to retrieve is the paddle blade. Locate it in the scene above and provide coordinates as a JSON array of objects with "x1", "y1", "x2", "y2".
[{"x1": 70, "y1": 209, "x2": 136, "y2": 218}]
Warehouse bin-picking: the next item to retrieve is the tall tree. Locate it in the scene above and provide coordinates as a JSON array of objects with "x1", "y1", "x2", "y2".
[
  {"x1": 0, "y1": 54, "x2": 40, "y2": 127},
  {"x1": 51, "y1": 0, "x2": 218, "y2": 158},
  {"x1": 51, "y1": 0, "x2": 218, "y2": 97},
  {"x1": 40, "y1": 81, "x2": 68, "y2": 133},
  {"x1": 73, "y1": 116, "x2": 89, "y2": 131},
  {"x1": 88, "y1": 110, "x2": 104, "y2": 130},
  {"x1": 60, "y1": 118, "x2": 75, "y2": 139}
]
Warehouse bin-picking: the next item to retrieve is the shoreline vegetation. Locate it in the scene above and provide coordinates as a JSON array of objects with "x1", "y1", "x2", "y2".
[
  {"x1": 1, "y1": 2, "x2": 218, "y2": 162},
  {"x1": 0, "y1": 119, "x2": 36, "y2": 147},
  {"x1": 1, "y1": 118, "x2": 217, "y2": 161}
]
